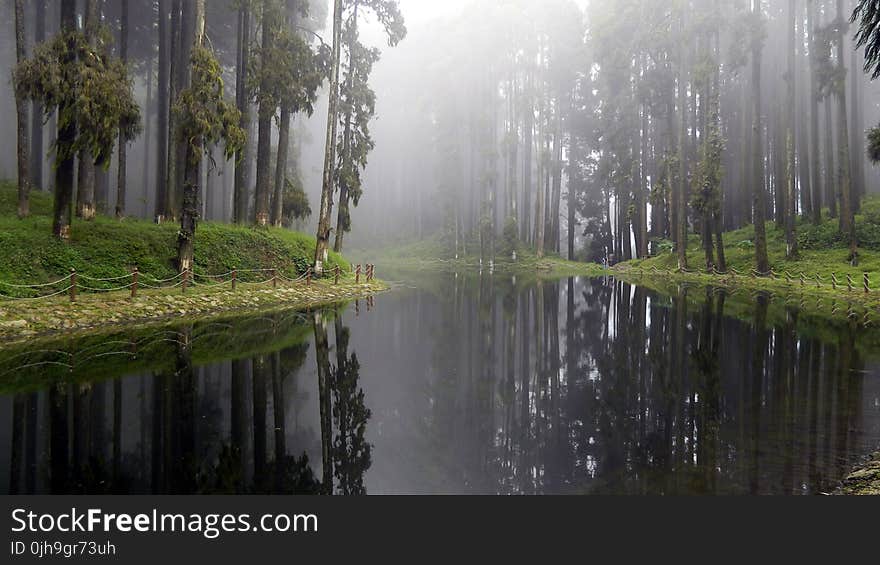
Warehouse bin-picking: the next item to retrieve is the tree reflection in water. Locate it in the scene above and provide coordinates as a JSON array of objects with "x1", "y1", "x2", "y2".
[
  {"x1": 2, "y1": 309, "x2": 371, "y2": 494},
  {"x1": 423, "y1": 274, "x2": 876, "y2": 494},
  {"x1": 1, "y1": 276, "x2": 878, "y2": 494}
]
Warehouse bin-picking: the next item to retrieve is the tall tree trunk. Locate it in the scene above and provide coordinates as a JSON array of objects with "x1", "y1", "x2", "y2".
[
  {"x1": 850, "y1": 31, "x2": 864, "y2": 212},
  {"x1": 76, "y1": 0, "x2": 99, "y2": 221},
  {"x1": 835, "y1": 0, "x2": 856, "y2": 261},
  {"x1": 522, "y1": 71, "x2": 533, "y2": 244},
  {"x1": 798, "y1": 0, "x2": 812, "y2": 219},
  {"x1": 253, "y1": 0, "x2": 276, "y2": 227},
  {"x1": 165, "y1": 0, "x2": 182, "y2": 221},
  {"x1": 155, "y1": 0, "x2": 170, "y2": 221},
  {"x1": 14, "y1": 0, "x2": 29, "y2": 218},
  {"x1": 233, "y1": 0, "x2": 251, "y2": 224},
  {"x1": 314, "y1": 0, "x2": 343, "y2": 276},
  {"x1": 785, "y1": 0, "x2": 798, "y2": 258},
  {"x1": 825, "y1": 96, "x2": 836, "y2": 217},
  {"x1": 115, "y1": 0, "x2": 129, "y2": 218},
  {"x1": 550, "y1": 100, "x2": 563, "y2": 254},
  {"x1": 273, "y1": 108, "x2": 290, "y2": 228},
  {"x1": 334, "y1": 4, "x2": 358, "y2": 253},
  {"x1": 53, "y1": 0, "x2": 78, "y2": 240},
  {"x1": 143, "y1": 47, "x2": 153, "y2": 217},
  {"x1": 29, "y1": 0, "x2": 45, "y2": 194},
  {"x1": 808, "y1": 0, "x2": 822, "y2": 225},
  {"x1": 176, "y1": 0, "x2": 204, "y2": 272},
  {"x1": 271, "y1": 0, "x2": 299, "y2": 227},
  {"x1": 567, "y1": 109, "x2": 577, "y2": 260},
  {"x1": 752, "y1": 0, "x2": 770, "y2": 274},
  {"x1": 534, "y1": 53, "x2": 546, "y2": 260},
  {"x1": 676, "y1": 7, "x2": 688, "y2": 271}
]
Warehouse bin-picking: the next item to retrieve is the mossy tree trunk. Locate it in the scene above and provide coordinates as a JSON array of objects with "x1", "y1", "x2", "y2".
[
  {"x1": 177, "y1": 0, "x2": 204, "y2": 272},
  {"x1": 76, "y1": 0, "x2": 99, "y2": 221},
  {"x1": 334, "y1": 3, "x2": 359, "y2": 253},
  {"x1": 314, "y1": 0, "x2": 343, "y2": 275},
  {"x1": 53, "y1": 0, "x2": 78, "y2": 240}
]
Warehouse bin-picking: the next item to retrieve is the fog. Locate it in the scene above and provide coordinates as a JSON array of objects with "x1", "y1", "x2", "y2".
[{"x1": 2, "y1": 0, "x2": 880, "y2": 264}]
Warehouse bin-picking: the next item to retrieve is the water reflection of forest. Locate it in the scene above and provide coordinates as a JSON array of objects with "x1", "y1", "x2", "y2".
[
  {"x1": 2, "y1": 309, "x2": 371, "y2": 495},
  {"x1": 426, "y1": 275, "x2": 879, "y2": 494},
  {"x1": 3, "y1": 276, "x2": 880, "y2": 495}
]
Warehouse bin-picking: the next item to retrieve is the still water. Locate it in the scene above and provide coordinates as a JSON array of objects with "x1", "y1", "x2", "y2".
[{"x1": 1, "y1": 273, "x2": 879, "y2": 494}]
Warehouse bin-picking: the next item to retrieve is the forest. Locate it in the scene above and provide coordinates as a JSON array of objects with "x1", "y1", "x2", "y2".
[
  {"x1": 3, "y1": 0, "x2": 880, "y2": 501},
  {"x1": 4, "y1": 0, "x2": 880, "y2": 277}
]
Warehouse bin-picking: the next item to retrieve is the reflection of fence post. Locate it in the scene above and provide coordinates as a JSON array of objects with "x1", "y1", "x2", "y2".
[
  {"x1": 231, "y1": 269, "x2": 237, "y2": 291},
  {"x1": 865, "y1": 272, "x2": 870, "y2": 293},
  {"x1": 356, "y1": 264, "x2": 361, "y2": 284},
  {"x1": 131, "y1": 267, "x2": 138, "y2": 299},
  {"x1": 70, "y1": 268, "x2": 77, "y2": 302}
]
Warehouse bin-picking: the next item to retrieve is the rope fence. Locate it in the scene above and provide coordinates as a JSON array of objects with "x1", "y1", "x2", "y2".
[
  {"x1": 619, "y1": 264, "x2": 875, "y2": 295},
  {"x1": 0, "y1": 262, "x2": 376, "y2": 303}
]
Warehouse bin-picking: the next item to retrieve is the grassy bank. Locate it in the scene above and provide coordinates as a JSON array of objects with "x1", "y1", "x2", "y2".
[
  {"x1": 369, "y1": 236, "x2": 605, "y2": 278},
  {"x1": 615, "y1": 197, "x2": 880, "y2": 308},
  {"x1": 0, "y1": 276, "x2": 386, "y2": 342},
  {"x1": 625, "y1": 197, "x2": 880, "y2": 284},
  {"x1": 0, "y1": 183, "x2": 349, "y2": 293}
]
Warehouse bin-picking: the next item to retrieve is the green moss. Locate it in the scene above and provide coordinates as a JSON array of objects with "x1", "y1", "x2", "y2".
[{"x1": 0, "y1": 183, "x2": 349, "y2": 295}]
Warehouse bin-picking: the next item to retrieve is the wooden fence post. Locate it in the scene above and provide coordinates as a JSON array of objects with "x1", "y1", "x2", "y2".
[
  {"x1": 847, "y1": 274, "x2": 853, "y2": 292},
  {"x1": 131, "y1": 267, "x2": 138, "y2": 299},
  {"x1": 335, "y1": 265, "x2": 340, "y2": 285},
  {"x1": 69, "y1": 268, "x2": 77, "y2": 302},
  {"x1": 232, "y1": 269, "x2": 237, "y2": 291},
  {"x1": 356, "y1": 264, "x2": 361, "y2": 284},
  {"x1": 832, "y1": 273, "x2": 838, "y2": 290}
]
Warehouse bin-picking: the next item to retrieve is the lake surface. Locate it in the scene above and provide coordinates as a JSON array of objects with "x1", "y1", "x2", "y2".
[{"x1": 1, "y1": 272, "x2": 879, "y2": 494}]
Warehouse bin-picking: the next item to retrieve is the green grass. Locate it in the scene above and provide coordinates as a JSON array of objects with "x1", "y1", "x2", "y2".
[
  {"x1": 627, "y1": 197, "x2": 880, "y2": 284},
  {"x1": 372, "y1": 233, "x2": 606, "y2": 279},
  {"x1": 0, "y1": 182, "x2": 349, "y2": 292}
]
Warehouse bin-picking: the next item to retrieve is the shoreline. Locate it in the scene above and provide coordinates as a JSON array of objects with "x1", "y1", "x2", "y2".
[
  {"x1": 610, "y1": 263, "x2": 880, "y2": 312},
  {"x1": 0, "y1": 278, "x2": 387, "y2": 344}
]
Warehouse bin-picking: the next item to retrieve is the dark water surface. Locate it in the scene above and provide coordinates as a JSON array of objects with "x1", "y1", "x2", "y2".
[{"x1": 1, "y1": 273, "x2": 879, "y2": 494}]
